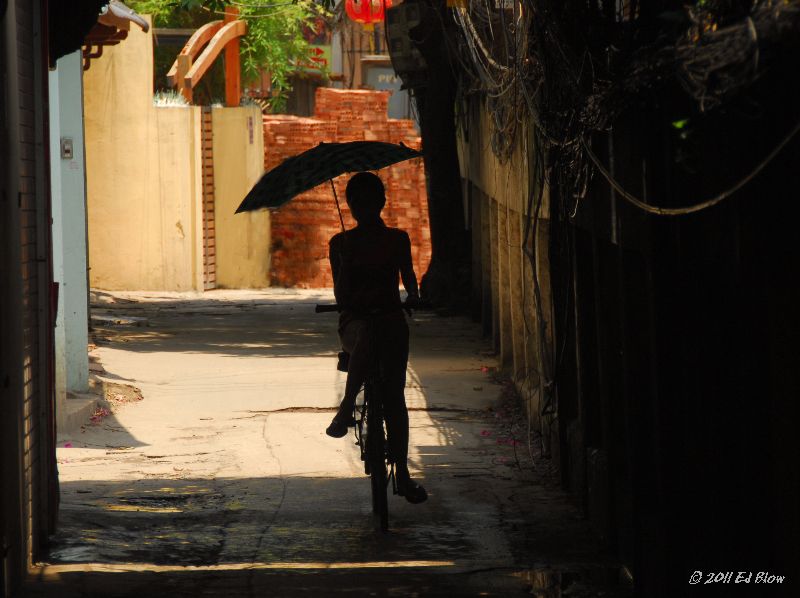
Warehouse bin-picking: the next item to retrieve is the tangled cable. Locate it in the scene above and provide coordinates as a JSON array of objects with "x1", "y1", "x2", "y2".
[
  {"x1": 436, "y1": 0, "x2": 800, "y2": 459},
  {"x1": 448, "y1": 0, "x2": 800, "y2": 213}
]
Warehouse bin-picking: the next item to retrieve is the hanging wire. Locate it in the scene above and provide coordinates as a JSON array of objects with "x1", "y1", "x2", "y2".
[
  {"x1": 582, "y1": 116, "x2": 800, "y2": 217},
  {"x1": 202, "y1": 0, "x2": 328, "y2": 18},
  {"x1": 440, "y1": 0, "x2": 800, "y2": 464}
]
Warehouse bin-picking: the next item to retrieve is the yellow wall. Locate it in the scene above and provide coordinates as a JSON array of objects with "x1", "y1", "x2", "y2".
[
  {"x1": 83, "y1": 16, "x2": 204, "y2": 291},
  {"x1": 212, "y1": 107, "x2": 270, "y2": 288},
  {"x1": 458, "y1": 98, "x2": 554, "y2": 435},
  {"x1": 456, "y1": 103, "x2": 551, "y2": 216}
]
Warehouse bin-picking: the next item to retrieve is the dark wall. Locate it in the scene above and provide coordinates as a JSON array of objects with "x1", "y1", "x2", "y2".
[
  {"x1": 285, "y1": 75, "x2": 324, "y2": 117},
  {"x1": 550, "y1": 62, "x2": 800, "y2": 596},
  {"x1": 1, "y1": 6, "x2": 12, "y2": 596},
  {"x1": 1, "y1": 1, "x2": 57, "y2": 595}
]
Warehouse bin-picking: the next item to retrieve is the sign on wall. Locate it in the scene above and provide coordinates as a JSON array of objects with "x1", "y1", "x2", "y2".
[
  {"x1": 364, "y1": 65, "x2": 418, "y2": 130},
  {"x1": 301, "y1": 18, "x2": 332, "y2": 74}
]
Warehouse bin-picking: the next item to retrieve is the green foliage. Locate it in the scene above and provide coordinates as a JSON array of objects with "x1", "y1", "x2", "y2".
[
  {"x1": 178, "y1": 0, "x2": 227, "y2": 11},
  {"x1": 239, "y1": 1, "x2": 324, "y2": 109},
  {"x1": 126, "y1": 0, "x2": 202, "y2": 26},
  {"x1": 128, "y1": 0, "x2": 329, "y2": 110}
]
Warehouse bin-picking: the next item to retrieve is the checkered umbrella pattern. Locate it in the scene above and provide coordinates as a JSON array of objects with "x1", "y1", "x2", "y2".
[{"x1": 235, "y1": 141, "x2": 423, "y2": 213}]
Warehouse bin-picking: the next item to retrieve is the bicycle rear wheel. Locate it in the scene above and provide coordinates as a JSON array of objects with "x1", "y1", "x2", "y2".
[{"x1": 366, "y1": 386, "x2": 389, "y2": 532}]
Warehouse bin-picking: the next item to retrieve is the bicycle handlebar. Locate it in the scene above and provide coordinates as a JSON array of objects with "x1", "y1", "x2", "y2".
[
  {"x1": 314, "y1": 300, "x2": 432, "y2": 314},
  {"x1": 314, "y1": 304, "x2": 340, "y2": 313}
]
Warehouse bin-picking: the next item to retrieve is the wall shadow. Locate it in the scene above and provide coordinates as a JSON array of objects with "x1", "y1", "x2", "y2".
[
  {"x1": 58, "y1": 411, "x2": 148, "y2": 450},
  {"x1": 38, "y1": 294, "x2": 629, "y2": 597},
  {"x1": 91, "y1": 293, "x2": 343, "y2": 359},
  {"x1": 34, "y1": 475, "x2": 530, "y2": 597}
]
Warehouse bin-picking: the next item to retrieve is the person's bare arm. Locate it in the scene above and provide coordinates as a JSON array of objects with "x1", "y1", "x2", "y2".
[
  {"x1": 399, "y1": 232, "x2": 419, "y2": 301},
  {"x1": 329, "y1": 235, "x2": 344, "y2": 305}
]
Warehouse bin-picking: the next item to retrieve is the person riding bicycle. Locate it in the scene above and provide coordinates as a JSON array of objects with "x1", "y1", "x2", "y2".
[{"x1": 325, "y1": 172, "x2": 427, "y2": 505}]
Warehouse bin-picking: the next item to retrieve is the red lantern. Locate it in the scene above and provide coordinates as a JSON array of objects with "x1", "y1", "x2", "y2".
[{"x1": 345, "y1": 0, "x2": 391, "y2": 26}]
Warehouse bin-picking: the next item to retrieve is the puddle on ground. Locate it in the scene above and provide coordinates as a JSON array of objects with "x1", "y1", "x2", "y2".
[{"x1": 47, "y1": 545, "x2": 99, "y2": 563}]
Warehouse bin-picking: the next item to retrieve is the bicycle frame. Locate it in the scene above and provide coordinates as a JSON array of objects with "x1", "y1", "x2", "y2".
[{"x1": 317, "y1": 304, "x2": 396, "y2": 532}]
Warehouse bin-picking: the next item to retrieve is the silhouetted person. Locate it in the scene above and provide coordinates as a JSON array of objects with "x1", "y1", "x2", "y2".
[{"x1": 326, "y1": 172, "x2": 427, "y2": 504}]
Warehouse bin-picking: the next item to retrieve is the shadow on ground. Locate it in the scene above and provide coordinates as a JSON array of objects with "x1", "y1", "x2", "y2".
[
  {"x1": 33, "y1": 473, "x2": 627, "y2": 598},
  {"x1": 35, "y1": 291, "x2": 632, "y2": 598},
  {"x1": 91, "y1": 290, "x2": 341, "y2": 359}
]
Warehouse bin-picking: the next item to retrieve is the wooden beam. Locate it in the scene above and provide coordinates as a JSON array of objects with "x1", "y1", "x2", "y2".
[
  {"x1": 183, "y1": 19, "x2": 246, "y2": 90},
  {"x1": 224, "y1": 6, "x2": 241, "y2": 107},
  {"x1": 176, "y1": 54, "x2": 193, "y2": 103},
  {"x1": 167, "y1": 20, "x2": 223, "y2": 86}
]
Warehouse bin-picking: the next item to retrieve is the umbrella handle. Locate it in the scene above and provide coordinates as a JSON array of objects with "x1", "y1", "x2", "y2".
[{"x1": 331, "y1": 179, "x2": 346, "y2": 234}]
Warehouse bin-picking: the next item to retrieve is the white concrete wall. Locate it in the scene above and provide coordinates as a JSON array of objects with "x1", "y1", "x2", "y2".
[
  {"x1": 49, "y1": 51, "x2": 90, "y2": 422},
  {"x1": 83, "y1": 17, "x2": 205, "y2": 291},
  {"x1": 82, "y1": 15, "x2": 267, "y2": 292},
  {"x1": 212, "y1": 106, "x2": 269, "y2": 288}
]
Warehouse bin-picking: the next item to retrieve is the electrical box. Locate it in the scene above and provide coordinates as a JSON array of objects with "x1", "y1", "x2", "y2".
[
  {"x1": 385, "y1": 3, "x2": 428, "y2": 89},
  {"x1": 60, "y1": 137, "x2": 74, "y2": 160}
]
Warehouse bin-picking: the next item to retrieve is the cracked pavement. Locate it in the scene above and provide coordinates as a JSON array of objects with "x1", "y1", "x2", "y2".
[{"x1": 24, "y1": 289, "x2": 629, "y2": 597}]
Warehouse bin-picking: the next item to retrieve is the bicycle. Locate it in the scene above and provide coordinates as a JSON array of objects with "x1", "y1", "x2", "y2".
[{"x1": 315, "y1": 303, "x2": 406, "y2": 533}]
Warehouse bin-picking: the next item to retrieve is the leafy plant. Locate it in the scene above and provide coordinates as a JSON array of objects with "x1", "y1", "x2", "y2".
[
  {"x1": 153, "y1": 89, "x2": 190, "y2": 106},
  {"x1": 128, "y1": 0, "x2": 330, "y2": 110}
]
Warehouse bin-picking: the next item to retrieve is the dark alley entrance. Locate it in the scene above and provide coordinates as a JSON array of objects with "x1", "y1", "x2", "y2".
[{"x1": 5, "y1": 2, "x2": 800, "y2": 597}]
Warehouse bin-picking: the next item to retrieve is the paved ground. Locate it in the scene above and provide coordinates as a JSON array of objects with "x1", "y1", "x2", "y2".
[{"x1": 24, "y1": 290, "x2": 630, "y2": 597}]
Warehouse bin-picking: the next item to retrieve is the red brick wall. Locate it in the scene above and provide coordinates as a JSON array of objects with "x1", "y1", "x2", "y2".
[
  {"x1": 266, "y1": 88, "x2": 431, "y2": 288},
  {"x1": 201, "y1": 108, "x2": 217, "y2": 290}
]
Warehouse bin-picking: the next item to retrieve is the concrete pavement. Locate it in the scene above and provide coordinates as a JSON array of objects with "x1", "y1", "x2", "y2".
[{"x1": 24, "y1": 289, "x2": 629, "y2": 597}]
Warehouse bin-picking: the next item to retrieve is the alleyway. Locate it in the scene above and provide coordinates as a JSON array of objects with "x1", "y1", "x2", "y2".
[{"x1": 24, "y1": 290, "x2": 627, "y2": 597}]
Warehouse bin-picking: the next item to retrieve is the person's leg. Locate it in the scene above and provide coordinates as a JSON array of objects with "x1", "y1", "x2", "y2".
[
  {"x1": 327, "y1": 319, "x2": 368, "y2": 437},
  {"x1": 339, "y1": 318, "x2": 368, "y2": 413},
  {"x1": 380, "y1": 316, "x2": 426, "y2": 503},
  {"x1": 380, "y1": 314, "x2": 409, "y2": 467},
  {"x1": 383, "y1": 385, "x2": 409, "y2": 474}
]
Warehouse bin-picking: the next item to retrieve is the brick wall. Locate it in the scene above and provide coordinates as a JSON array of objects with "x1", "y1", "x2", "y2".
[
  {"x1": 266, "y1": 88, "x2": 431, "y2": 288},
  {"x1": 1, "y1": 1, "x2": 55, "y2": 593},
  {"x1": 201, "y1": 108, "x2": 216, "y2": 290},
  {"x1": 17, "y1": 0, "x2": 42, "y2": 566}
]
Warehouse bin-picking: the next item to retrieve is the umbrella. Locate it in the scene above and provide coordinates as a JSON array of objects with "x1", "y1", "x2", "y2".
[{"x1": 235, "y1": 141, "x2": 423, "y2": 230}]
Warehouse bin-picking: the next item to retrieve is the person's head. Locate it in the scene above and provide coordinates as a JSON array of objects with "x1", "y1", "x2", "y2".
[{"x1": 345, "y1": 172, "x2": 385, "y2": 222}]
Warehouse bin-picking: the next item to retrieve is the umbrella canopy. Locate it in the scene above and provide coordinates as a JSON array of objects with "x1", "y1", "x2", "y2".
[{"x1": 235, "y1": 141, "x2": 423, "y2": 213}]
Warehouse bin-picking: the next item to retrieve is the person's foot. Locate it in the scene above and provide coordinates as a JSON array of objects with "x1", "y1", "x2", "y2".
[
  {"x1": 325, "y1": 408, "x2": 355, "y2": 438},
  {"x1": 395, "y1": 473, "x2": 428, "y2": 504}
]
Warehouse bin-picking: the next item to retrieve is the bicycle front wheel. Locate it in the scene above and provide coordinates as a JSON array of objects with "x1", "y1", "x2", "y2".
[{"x1": 366, "y1": 389, "x2": 389, "y2": 532}]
